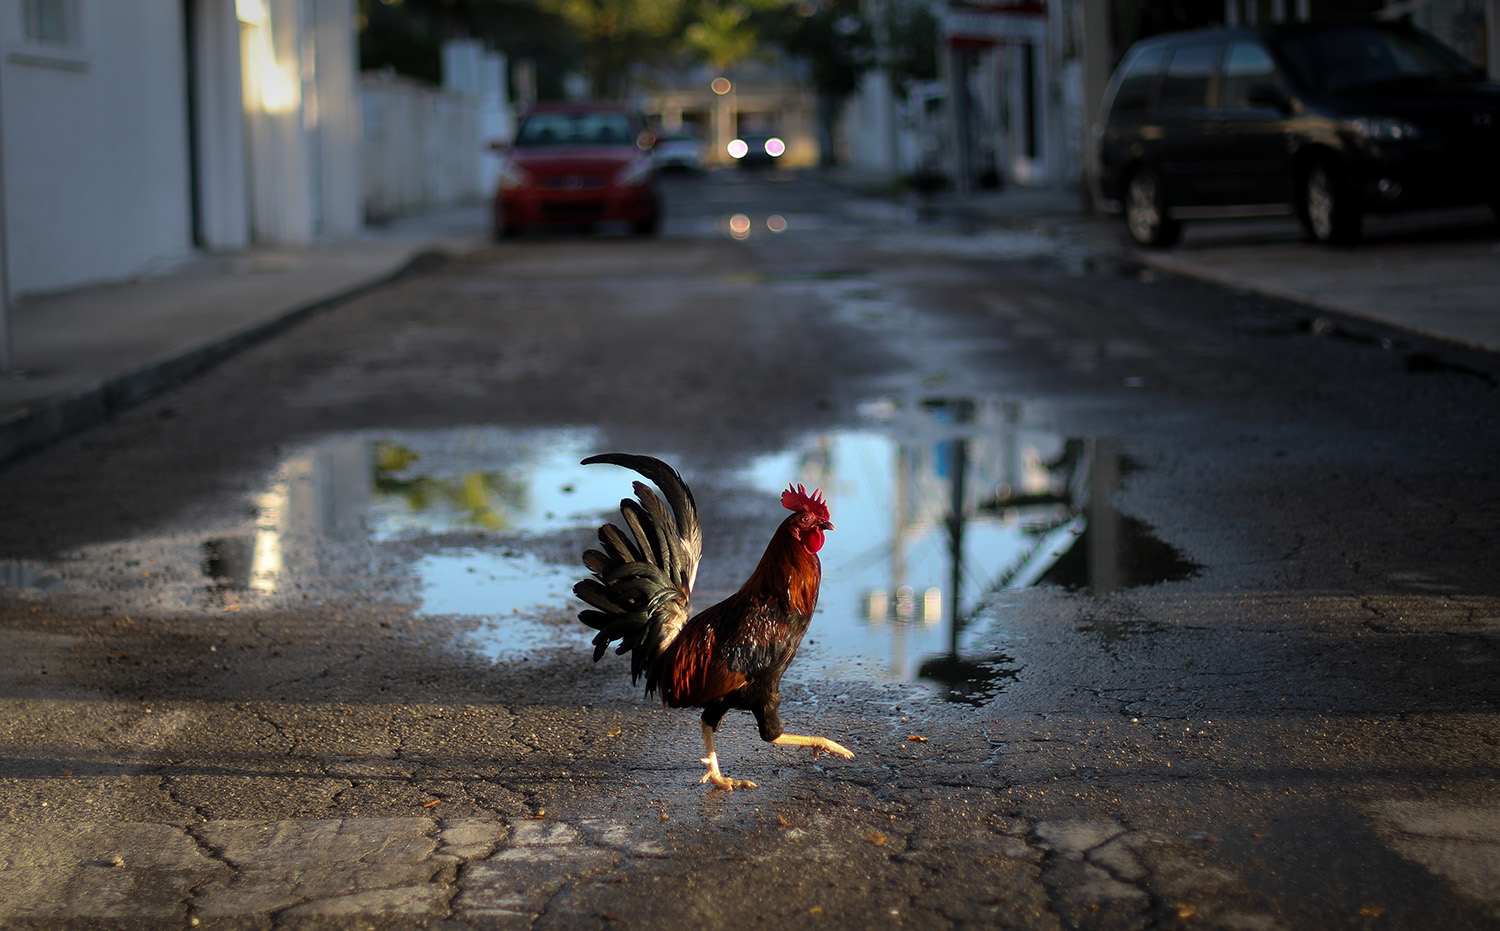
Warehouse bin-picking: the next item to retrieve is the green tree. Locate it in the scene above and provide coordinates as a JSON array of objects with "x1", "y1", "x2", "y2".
[
  {"x1": 883, "y1": 0, "x2": 938, "y2": 94},
  {"x1": 539, "y1": 0, "x2": 691, "y2": 98},
  {"x1": 358, "y1": 0, "x2": 583, "y2": 101},
  {"x1": 771, "y1": 0, "x2": 872, "y2": 164}
]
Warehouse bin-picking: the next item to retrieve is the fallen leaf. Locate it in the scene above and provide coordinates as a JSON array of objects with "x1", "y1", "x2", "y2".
[
  {"x1": 607, "y1": 727, "x2": 622, "y2": 737},
  {"x1": 528, "y1": 809, "x2": 546, "y2": 820},
  {"x1": 907, "y1": 735, "x2": 929, "y2": 743},
  {"x1": 1359, "y1": 906, "x2": 1386, "y2": 918},
  {"x1": 422, "y1": 799, "x2": 442, "y2": 809},
  {"x1": 778, "y1": 814, "x2": 791, "y2": 827},
  {"x1": 809, "y1": 906, "x2": 824, "y2": 916},
  {"x1": 659, "y1": 813, "x2": 669, "y2": 823},
  {"x1": 1176, "y1": 903, "x2": 1197, "y2": 919},
  {"x1": 865, "y1": 832, "x2": 888, "y2": 846}
]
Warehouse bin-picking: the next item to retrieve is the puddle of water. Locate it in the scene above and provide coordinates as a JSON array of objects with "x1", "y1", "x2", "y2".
[
  {"x1": 0, "y1": 561, "x2": 65, "y2": 593},
  {"x1": 416, "y1": 548, "x2": 586, "y2": 657},
  {"x1": 364, "y1": 428, "x2": 615, "y2": 540},
  {"x1": 238, "y1": 402, "x2": 1196, "y2": 701},
  {"x1": 731, "y1": 399, "x2": 1195, "y2": 700}
]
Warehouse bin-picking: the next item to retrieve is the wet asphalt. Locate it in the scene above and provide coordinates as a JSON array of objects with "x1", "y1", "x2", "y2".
[{"x1": 1, "y1": 170, "x2": 1499, "y2": 929}]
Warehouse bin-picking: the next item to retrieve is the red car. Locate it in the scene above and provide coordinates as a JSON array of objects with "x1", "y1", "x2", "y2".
[{"x1": 492, "y1": 103, "x2": 662, "y2": 237}]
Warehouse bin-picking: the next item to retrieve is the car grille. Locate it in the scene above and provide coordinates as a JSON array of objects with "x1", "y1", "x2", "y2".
[
  {"x1": 540, "y1": 201, "x2": 606, "y2": 218},
  {"x1": 537, "y1": 175, "x2": 608, "y2": 191}
]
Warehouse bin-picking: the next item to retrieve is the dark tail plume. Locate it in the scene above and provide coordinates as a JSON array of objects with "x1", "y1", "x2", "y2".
[{"x1": 574, "y1": 454, "x2": 702, "y2": 688}]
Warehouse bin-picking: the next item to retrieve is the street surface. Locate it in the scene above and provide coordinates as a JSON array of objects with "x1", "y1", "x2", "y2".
[{"x1": 2, "y1": 169, "x2": 1499, "y2": 929}]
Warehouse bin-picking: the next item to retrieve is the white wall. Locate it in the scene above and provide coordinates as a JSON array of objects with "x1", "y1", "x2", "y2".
[
  {"x1": 192, "y1": 0, "x2": 250, "y2": 252},
  {"x1": 844, "y1": 68, "x2": 902, "y2": 175},
  {"x1": 310, "y1": 0, "x2": 362, "y2": 237},
  {"x1": 444, "y1": 38, "x2": 511, "y2": 199},
  {"x1": 361, "y1": 75, "x2": 482, "y2": 221},
  {"x1": 0, "y1": 0, "x2": 194, "y2": 296},
  {"x1": 237, "y1": 0, "x2": 362, "y2": 245}
]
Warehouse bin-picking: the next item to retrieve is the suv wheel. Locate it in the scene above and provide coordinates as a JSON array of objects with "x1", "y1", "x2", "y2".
[
  {"x1": 1124, "y1": 169, "x2": 1180, "y2": 248},
  {"x1": 1302, "y1": 159, "x2": 1362, "y2": 245}
]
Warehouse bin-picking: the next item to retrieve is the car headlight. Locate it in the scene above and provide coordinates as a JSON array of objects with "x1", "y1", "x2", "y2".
[
  {"x1": 496, "y1": 159, "x2": 531, "y2": 191},
  {"x1": 1347, "y1": 117, "x2": 1420, "y2": 142},
  {"x1": 615, "y1": 157, "x2": 654, "y2": 187}
]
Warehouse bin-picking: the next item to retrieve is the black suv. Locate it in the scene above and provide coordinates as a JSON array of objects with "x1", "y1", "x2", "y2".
[{"x1": 1095, "y1": 21, "x2": 1500, "y2": 246}]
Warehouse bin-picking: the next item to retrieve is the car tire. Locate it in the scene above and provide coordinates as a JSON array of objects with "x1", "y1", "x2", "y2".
[
  {"x1": 632, "y1": 212, "x2": 661, "y2": 237},
  {"x1": 1301, "y1": 158, "x2": 1362, "y2": 245},
  {"x1": 1124, "y1": 169, "x2": 1180, "y2": 248}
]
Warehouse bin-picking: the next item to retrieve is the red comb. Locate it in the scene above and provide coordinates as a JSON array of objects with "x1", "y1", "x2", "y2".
[{"x1": 781, "y1": 483, "x2": 830, "y2": 521}]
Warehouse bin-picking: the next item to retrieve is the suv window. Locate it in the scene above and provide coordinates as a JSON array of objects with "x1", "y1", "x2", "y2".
[
  {"x1": 1159, "y1": 41, "x2": 1222, "y2": 110},
  {"x1": 1220, "y1": 41, "x2": 1283, "y2": 110},
  {"x1": 1273, "y1": 25, "x2": 1480, "y2": 93},
  {"x1": 1110, "y1": 44, "x2": 1167, "y2": 116}
]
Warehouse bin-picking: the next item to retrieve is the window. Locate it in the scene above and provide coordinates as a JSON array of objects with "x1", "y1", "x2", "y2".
[
  {"x1": 23, "y1": 0, "x2": 80, "y2": 47},
  {"x1": 1273, "y1": 25, "x2": 1479, "y2": 94},
  {"x1": 1110, "y1": 44, "x2": 1167, "y2": 116},
  {"x1": 1221, "y1": 41, "x2": 1282, "y2": 110},
  {"x1": 515, "y1": 112, "x2": 639, "y2": 148},
  {"x1": 1158, "y1": 41, "x2": 1221, "y2": 110}
]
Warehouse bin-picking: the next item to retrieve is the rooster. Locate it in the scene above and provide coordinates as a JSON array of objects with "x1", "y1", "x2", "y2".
[{"x1": 574, "y1": 453, "x2": 853, "y2": 790}]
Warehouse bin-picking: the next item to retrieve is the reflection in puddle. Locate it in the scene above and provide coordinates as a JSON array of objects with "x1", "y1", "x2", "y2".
[
  {"x1": 416, "y1": 549, "x2": 584, "y2": 657},
  {"x1": 364, "y1": 430, "x2": 609, "y2": 540},
  {"x1": 738, "y1": 398, "x2": 1196, "y2": 701},
  {"x1": 0, "y1": 561, "x2": 64, "y2": 593},
  {"x1": 235, "y1": 404, "x2": 1195, "y2": 701}
]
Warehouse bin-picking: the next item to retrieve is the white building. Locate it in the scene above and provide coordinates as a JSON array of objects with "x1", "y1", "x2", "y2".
[{"x1": 0, "y1": 0, "x2": 362, "y2": 303}]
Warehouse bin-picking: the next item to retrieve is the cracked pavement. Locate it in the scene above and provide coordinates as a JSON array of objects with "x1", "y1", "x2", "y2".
[{"x1": 3, "y1": 174, "x2": 1500, "y2": 928}]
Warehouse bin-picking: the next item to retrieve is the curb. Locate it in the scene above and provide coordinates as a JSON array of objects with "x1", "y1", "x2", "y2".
[{"x1": 0, "y1": 249, "x2": 450, "y2": 468}]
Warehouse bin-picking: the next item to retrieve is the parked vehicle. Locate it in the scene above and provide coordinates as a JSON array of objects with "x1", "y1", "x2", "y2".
[
  {"x1": 492, "y1": 103, "x2": 661, "y2": 237},
  {"x1": 1096, "y1": 21, "x2": 1500, "y2": 246},
  {"x1": 653, "y1": 131, "x2": 706, "y2": 173},
  {"x1": 728, "y1": 134, "x2": 785, "y2": 169}
]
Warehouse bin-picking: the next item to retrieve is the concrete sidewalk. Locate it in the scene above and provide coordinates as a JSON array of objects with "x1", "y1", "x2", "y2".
[
  {"x1": 2, "y1": 187, "x2": 1497, "y2": 466},
  {"x1": 0, "y1": 205, "x2": 492, "y2": 464},
  {"x1": 929, "y1": 182, "x2": 1500, "y2": 355}
]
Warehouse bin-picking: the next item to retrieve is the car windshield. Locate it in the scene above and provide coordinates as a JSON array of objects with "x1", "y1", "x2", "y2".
[
  {"x1": 1272, "y1": 25, "x2": 1481, "y2": 94},
  {"x1": 515, "y1": 112, "x2": 636, "y2": 148}
]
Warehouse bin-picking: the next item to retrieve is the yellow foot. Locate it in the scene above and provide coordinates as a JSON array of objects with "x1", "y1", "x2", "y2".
[
  {"x1": 773, "y1": 733, "x2": 854, "y2": 761},
  {"x1": 699, "y1": 753, "x2": 757, "y2": 791}
]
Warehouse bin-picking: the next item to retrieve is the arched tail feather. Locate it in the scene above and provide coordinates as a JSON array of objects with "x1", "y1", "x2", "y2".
[{"x1": 576, "y1": 454, "x2": 703, "y2": 689}]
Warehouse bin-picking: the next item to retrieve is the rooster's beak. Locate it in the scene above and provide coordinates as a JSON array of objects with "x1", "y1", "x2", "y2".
[{"x1": 821, "y1": 520, "x2": 835, "y2": 532}]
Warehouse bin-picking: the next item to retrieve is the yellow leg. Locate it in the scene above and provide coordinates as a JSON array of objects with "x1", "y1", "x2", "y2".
[
  {"x1": 699, "y1": 722, "x2": 757, "y2": 790},
  {"x1": 773, "y1": 733, "x2": 854, "y2": 761}
]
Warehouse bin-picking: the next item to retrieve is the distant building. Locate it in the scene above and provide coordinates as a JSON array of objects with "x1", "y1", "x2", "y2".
[{"x1": 0, "y1": 0, "x2": 361, "y2": 301}]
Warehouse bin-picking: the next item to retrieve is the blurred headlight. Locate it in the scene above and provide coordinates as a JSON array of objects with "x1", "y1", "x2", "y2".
[
  {"x1": 764, "y1": 137, "x2": 786, "y2": 158},
  {"x1": 615, "y1": 157, "x2": 654, "y2": 187},
  {"x1": 496, "y1": 159, "x2": 531, "y2": 191},
  {"x1": 1347, "y1": 117, "x2": 1420, "y2": 141},
  {"x1": 727, "y1": 139, "x2": 749, "y2": 159}
]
